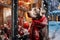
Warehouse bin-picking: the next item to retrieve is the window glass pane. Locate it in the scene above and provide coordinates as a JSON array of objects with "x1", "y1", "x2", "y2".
[
  {"x1": 48, "y1": 0, "x2": 60, "y2": 40},
  {"x1": 0, "y1": 0, "x2": 12, "y2": 40},
  {"x1": 17, "y1": 0, "x2": 48, "y2": 40}
]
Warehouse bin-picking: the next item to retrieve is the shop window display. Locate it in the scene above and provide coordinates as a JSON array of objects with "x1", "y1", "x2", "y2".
[
  {"x1": 0, "y1": 0, "x2": 12, "y2": 40},
  {"x1": 0, "y1": 0, "x2": 48, "y2": 40},
  {"x1": 17, "y1": 0, "x2": 48, "y2": 40}
]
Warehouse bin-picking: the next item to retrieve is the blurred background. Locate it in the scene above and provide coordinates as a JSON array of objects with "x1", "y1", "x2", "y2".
[
  {"x1": 0, "y1": 0, "x2": 12, "y2": 40},
  {"x1": 48, "y1": 0, "x2": 60, "y2": 40}
]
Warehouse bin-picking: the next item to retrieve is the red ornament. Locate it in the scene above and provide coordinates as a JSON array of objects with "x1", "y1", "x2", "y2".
[
  {"x1": 23, "y1": 22, "x2": 29, "y2": 29},
  {"x1": 18, "y1": 1, "x2": 24, "y2": 6},
  {"x1": 4, "y1": 34, "x2": 8, "y2": 40},
  {"x1": 24, "y1": 0, "x2": 30, "y2": 2}
]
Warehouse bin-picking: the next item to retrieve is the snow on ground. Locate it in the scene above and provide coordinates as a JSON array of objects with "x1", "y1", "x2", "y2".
[{"x1": 49, "y1": 21, "x2": 60, "y2": 40}]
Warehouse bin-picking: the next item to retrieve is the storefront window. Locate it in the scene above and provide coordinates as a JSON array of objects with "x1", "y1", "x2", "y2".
[
  {"x1": 0, "y1": 0, "x2": 12, "y2": 40},
  {"x1": 17, "y1": 0, "x2": 48, "y2": 40}
]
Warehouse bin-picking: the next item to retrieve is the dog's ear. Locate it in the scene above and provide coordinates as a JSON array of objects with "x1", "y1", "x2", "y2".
[{"x1": 38, "y1": 0, "x2": 42, "y2": 8}]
